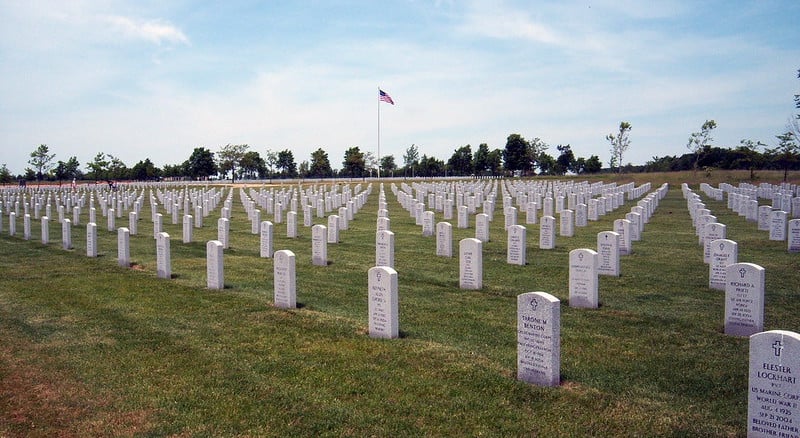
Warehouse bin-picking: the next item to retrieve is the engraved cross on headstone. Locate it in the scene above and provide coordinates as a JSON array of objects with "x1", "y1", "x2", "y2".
[{"x1": 773, "y1": 340, "x2": 784, "y2": 357}]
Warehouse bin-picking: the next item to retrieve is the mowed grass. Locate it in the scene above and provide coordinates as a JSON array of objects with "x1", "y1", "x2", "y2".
[{"x1": 1, "y1": 172, "x2": 798, "y2": 436}]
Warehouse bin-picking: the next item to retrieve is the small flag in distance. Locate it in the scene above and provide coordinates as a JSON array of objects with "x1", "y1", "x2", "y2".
[{"x1": 379, "y1": 89, "x2": 394, "y2": 105}]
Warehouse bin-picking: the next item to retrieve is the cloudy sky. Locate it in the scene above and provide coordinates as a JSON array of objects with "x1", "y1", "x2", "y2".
[{"x1": 1, "y1": 1, "x2": 798, "y2": 175}]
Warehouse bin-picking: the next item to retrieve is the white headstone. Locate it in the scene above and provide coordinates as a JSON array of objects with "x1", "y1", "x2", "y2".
[
  {"x1": 758, "y1": 205, "x2": 772, "y2": 231},
  {"x1": 748, "y1": 330, "x2": 800, "y2": 437},
  {"x1": 702, "y1": 223, "x2": 727, "y2": 264},
  {"x1": 23, "y1": 213, "x2": 31, "y2": 240},
  {"x1": 422, "y1": 211, "x2": 434, "y2": 237},
  {"x1": 725, "y1": 262, "x2": 765, "y2": 337},
  {"x1": 107, "y1": 209, "x2": 115, "y2": 232},
  {"x1": 312, "y1": 224, "x2": 328, "y2": 266},
  {"x1": 156, "y1": 232, "x2": 171, "y2": 279},
  {"x1": 287, "y1": 211, "x2": 297, "y2": 238},
  {"x1": 217, "y1": 217, "x2": 230, "y2": 249},
  {"x1": 475, "y1": 213, "x2": 490, "y2": 243},
  {"x1": 153, "y1": 213, "x2": 163, "y2": 240},
  {"x1": 517, "y1": 291, "x2": 560, "y2": 387},
  {"x1": 539, "y1": 216, "x2": 556, "y2": 250},
  {"x1": 274, "y1": 250, "x2": 297, "y2": 308},
  {"x1": 182, "y1": 215, "x2": 193, "y2": 243},
  {"x1": 789, "y1": 219, "x2": 800, "y2": 253},
  {"x1": 327, "y1": 215, "x2": 339, "y2": 243},
  {"x1": 613, "y1": 218, "x2": 632, "y2": 255},
  {"x1": 375, "y1": 230, "x2": 395, "y2": 268},
  {"x1": 569, "y1": 248, "x2": 599, "y2": 309},
  {"x1": 507, "y1": 225, "x2": 527, "y2": 266},
  {"x1": 118, "y1": 227, "x2": 130, "y2": 267},
  {"x1": 259, "y1": 220, "x2": 274, "y2": 258},
  {"x1": 436, "y1": 221, "x2": 452, "y2": 257},
  {"x1": 559, "y1": 209, "x2": 574, "y2": 237},
  {"x1": 86, "y1": 222, "x2": 97, "y2": 257},
  {"x1": 709, "y1": 239, "x2": 738, "y2": 291},
  {"x1": 62, "y1": 218, "x2": 72, "y2": 250},
  {"x1": 368, "y1": 266, "x2": 399, "y2": 339},
  {"x1": 206, "y1": 240, "x2": 224, "y2": 290},
  {"x1": 457, "y1": 205, "x2": 469, "y2": 229},
  {"x1": 41, "y1": 216, "x2": 49, "y2": 244},
  {"x1": 596, "y1": 231, "x2": 620, "y2": 277},
  {"x1": 459, "y1": 238, "x2": 483, "y2": 290},
  {"x1": 770, "y1": 210, "x2": 788, "y2": 241}
]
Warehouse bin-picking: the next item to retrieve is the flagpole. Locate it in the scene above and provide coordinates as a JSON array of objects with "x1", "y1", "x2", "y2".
[{"x1": 377, "y1": 86, "x2": 381, "y2": 179}]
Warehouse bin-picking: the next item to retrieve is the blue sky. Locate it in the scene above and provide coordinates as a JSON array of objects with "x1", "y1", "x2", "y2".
[{"x1": 1, "y1": 0, "x2": 798, "y2": 175}]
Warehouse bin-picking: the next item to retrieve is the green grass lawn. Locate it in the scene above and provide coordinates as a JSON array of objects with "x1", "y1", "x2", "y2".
[{"x1": 1, "y1": 173, "x2": 798, "y2": 436}]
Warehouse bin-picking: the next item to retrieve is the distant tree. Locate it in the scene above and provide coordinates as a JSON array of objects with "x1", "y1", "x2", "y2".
[
  {"x1": 107, "y1": 155, "x2": 128, "y2": 180},
  {"x1": 573, "y1": 157, "x2": 586, "y2": 174},
  {"x1": 487, "y1": 148, "x2": 504, "y2": 175},
  {"x1": 298, "y1": 160, "x2": 310, "y2": 178},
  {"x1": 537, "y1": 152, "x2": 556, "y2": 175},
  {"x1": 447, "y1": 145, "x2": 473, "y2": 176},
  {"x1": 162, "y1": 163, "x2": 185, "y2": 179},
  {"x1": 417, "y1": 155, "x2": 444, "y2": 177},
  {"x1": 0, "y1": 164, "x2": 12, "y2": 184},
  {"x1": 606, "y1": 121, "x2": 632, "y2": 174},
  {"x1": 309, "y1": 148, "x2": 332, "y2": 178},
  {"x1": 403, "y1": 144, "x2": 419, "y2": 177},
  {"x1": 276, "y1": 149, "x2": 297, "y2": 178},
  {"x1": 239, "y1": 151, "x2": 266, "y2": 179},
  {"x1": 687, "y1": 120, "x2": 717, "y2": 173},
  {"x1": 527, "y1": 137, "x2": 549, "y2": 174},
  {"x1": 264, "y1": 149, "x2": 278, "y2": 179},
  {"x1": 734, "y1": 139, "x2": 767, "y2": 180},
  {"x1": 379, "y1": 155, "x2": 397, "y2": 177},
  {"x1": 473, "y1": 143, "x2": 490, "y2": 175},
  {"x1": 184, "y1": 147, "x2": 217, "y2": 180},
  {"x1": 86, "y1": 152, "x2": 110, "y2": 181},
  {"x1": 54, "y1": 156, "x2": 82, "y2": 182},
  {"x1": 766, "y1": 132, "x2": 800, "y2": 182},
  {"x1": 28, "y1": 144, "x2": 56, "y2": 183},
  {"x1": 341, "y1": 146, "x2": 366, "y2": 178},
  {"x1": 364, "y1": 151, "x2": 378, "y2": 177},
  {"x1": 555, "y1": 144, "x2": 575, "y2": 175},
  {"x1": 584, "y1": 155, "x2": 602, "y2": 174},
  {"x1": 217, "y1": 144, "x2": 249, "y2": 182},
  {"x1": 503, "y1": 134, "x2": 530, "y2": 175},
  {"x1": 130, "y1": 158, "x2": 160, "y2": 180}
]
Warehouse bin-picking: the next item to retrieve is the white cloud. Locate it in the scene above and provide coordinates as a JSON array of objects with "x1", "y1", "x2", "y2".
[{"x1": 102, "y1": 15, "x2": 189, "y2": 45}]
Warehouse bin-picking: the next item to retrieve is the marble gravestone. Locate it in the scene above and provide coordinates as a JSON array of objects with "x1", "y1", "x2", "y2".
[
  {"x1": 517, "y1": 291, "x2": 560, "y2": 387},
  {"x1": 375, "y1": 230, "x2": 395, "y2": 268},
  {"x1": 459, "y1": 238, "x2": 483, "y2": 290},
  {"x1": 274, "y1": 250, "x2": 297, "y2": 309},
  {"x1": 569, "y1": 248, "x2": 599, "y2": 309},
  {"x1": 709, "y1": 239, "x2": 737, "y2": 291},
  {"x1": 725, "y1": 262, "x2": 765, "y2": 337},
  {"x1": 748, "y1": 330, "x2": 800, "y2": 437},
  {"x1": 507, "y1": 225, "x2": 527, "y2": 266},
  {"x1": 596, "y1": 231, "x2": 620, "y2": 277},
  {"x1": 368, "y1": 266, "x2": 399, "y2": 339},
  {"x1": 207, "y1": 240, "x2": 224, "y2": 290}
]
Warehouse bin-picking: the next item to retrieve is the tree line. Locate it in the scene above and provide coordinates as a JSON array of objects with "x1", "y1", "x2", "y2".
[{"x1": 4, "y1": 70, "x2": 798, "y2": 184}]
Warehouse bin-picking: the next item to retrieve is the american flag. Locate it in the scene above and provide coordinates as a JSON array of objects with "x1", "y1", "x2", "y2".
[{"x1": 379, "y1": 89, "x2": 394, "y2": 105}]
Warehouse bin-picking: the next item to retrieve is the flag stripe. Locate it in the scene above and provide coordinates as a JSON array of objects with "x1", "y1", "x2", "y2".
[{"x1": 379, "y1": 89, "x2": 394, "y2": 105}]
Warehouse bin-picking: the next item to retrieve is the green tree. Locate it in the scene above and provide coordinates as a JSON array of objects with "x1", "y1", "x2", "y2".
[
  {"x1": 309, "y1": 148, "x2": 332, "y2": 178},
  {"x1": 54, "y1": 156, "x2": 82, "y2": 182},
  {"x1": 687, "y1": 120, "x2": 717, "y2": 173},
  {"x1": 29, "y1": 144, "x2": 56, "y2": 183},
  {"x1": 131, "y1": 158, "x2": 160, "y2": 180},
  {"x1": 734, "y1": 139, "x2": 767, "y2": 180},
  {"x1": 217, "y1": 144, "x2": 249, "y2": 182},
  {"x1": 106, "y1": 155, "x2": 128, "y2": 180},
  {"x1": 503, "y1": 134, "x2": 530, "y2": 175},
  {"x1": 473, "y1": 143, "x2": 490, "y2": 175},
  {"x1": 537, "y1": 152, "x2": 556, "y2": 175},
  {"x1": 606, "y1": 121, "x2": 632, "y2": 174},
  {"x1": 527, "y1": 138, "x2": 549, "y2": 175},
  {"x1": 86, "y1": 152, "x2": 110, "y2": 181},
  {"x1": 766, "y1": 132, "x2": 799, "y2": 182},
  {"x1": 239, "y1": 151, "x2": 266, "y2": 179},
  {"x1": 298, "y1": 160, "x2": 310, "y2": 178},
  {"x1": 264, "y1": 149, "x2": 279, "y2": 179},
  {"x1": 554, "y1": 144, "x2": 575, "y2": 175},
  {"x1": 184, "y1": 147, "x2": 217, "y2": 180},
  {"x1": 275, "y1": 149, "x2": 297, "y2": 178},
  {"x1": 447, "y1": 145, "x2": 473, "y2": 176},
  {"x1": 583, "y1": 155, "x2": 602, "y2": 174},
  {"x1": 380, "y1": 155, "x2": 397, "y2": 177},
  {"x1": 486, "y1": 148, "x2": 503, "y2": 175},
  {"x1": 162, "y1": 163, "x2": 185, "y2": 179},
  {"x1": 403, "y1": 144, "x2": 419, "y2": 177},
  {"x1": 417, "y1": 155, "x2": 444, "y2": 177},
  {"x1": 342, "y1": 146, "x2": 366, "y2": 178},
  {"x1": 0, "y1": 164, "x2": 13, "y2": 184}
]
